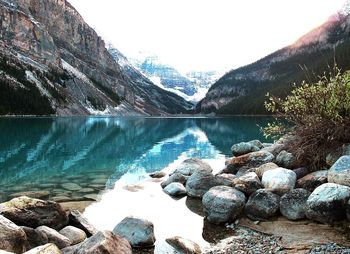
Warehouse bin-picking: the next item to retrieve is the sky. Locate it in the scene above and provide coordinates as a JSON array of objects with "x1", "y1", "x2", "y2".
[{"x1": 68, "y1": 0, "x2": 346, "y2": 72}]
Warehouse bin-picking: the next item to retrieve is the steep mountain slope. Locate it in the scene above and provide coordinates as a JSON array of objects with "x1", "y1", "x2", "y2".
[
  {"x1": 130, "y1": 54, "x2": 220, "y2": 102},
  {"x1": 0, "y1": 0, "x2": 191, "y2": 116},
  {"x1": 198, "y1": 13, "x2": 350, "y2": 115}
]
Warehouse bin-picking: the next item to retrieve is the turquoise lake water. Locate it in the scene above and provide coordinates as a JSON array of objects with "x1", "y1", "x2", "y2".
[
  {"x1": 0, "y1": 116, "x2": 273, "y2": 252},
  {"x1": 0, "y1": 117, "x2": 271, "y2": 203}
]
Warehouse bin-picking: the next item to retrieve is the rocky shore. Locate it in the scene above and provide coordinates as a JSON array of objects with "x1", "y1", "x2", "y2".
[{"x1": 1, "y1": 137, "x2": 350, "y2": 253}]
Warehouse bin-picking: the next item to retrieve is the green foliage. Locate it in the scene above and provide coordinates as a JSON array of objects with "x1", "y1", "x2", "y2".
[{"x1": 264, "y1": 69, "x2": 350, "y2": 169}]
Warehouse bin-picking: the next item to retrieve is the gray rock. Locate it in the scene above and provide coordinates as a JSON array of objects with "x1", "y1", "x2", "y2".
[
  {"x1": 21, "y1": 226, "x2": 48, "y2": 250},
  {"x1": 249, "y1": 140, "x2": 264, "y2": 149},
  {"x1": 255, "y1": 162, "x2": 279, "y2": 178},
  {"x1": 8, "y1": 191, "x2": 50, "y2": 200},
  {"x1": 214, "y1": 174, "x2": 236, "y2": 187},
  {"x1": 66, "y1": 231, "x2": 131, "y2": 254},
  {"x1": 233, "y1": 172, "x2": 262, "y2": 195},
  {"x1": 36, "y1": 226, "x2": 71, "y2": 249},
  {"x1": 231, "y1": 141, "x2": 260, "y2": 156},
  {"x1": 261, "y1": 136, "x2": 290, "y2": 155},
  {"x1": 186, "y1": 171, "x2": 222, "y2": 198},
  {"x1": 328, "y1": 156, "x2": 350, "y2": 186},
  {"x1": 276, "y1": 150, "x2": 297, "y2": 169},
  {"x1": 226, "y1": 151, "x2": 275, "y2": 175},
  {"x1": 149, "y1": 171, "x2": 166, "y2": 178},
  {"x1": 244, "y1": 189, "x2": 280, "y2": 221},
  {"x1": 59, "y1": 226, "x2": 86, "y2": 245},
  {"x1": 161, "y1": 173, "x2": 188, "y2": 189},
  {"x1": 293, "y1": 167, "x2": 309, "y2": 179},
  {"x1": 0, "y1": 215, "x2": 27, "y2": 253},
  {"x1": 24, "y1": 243, "x2": 61, "y2": 254},
  {"x1": 262, "y1": 168, "x2": 297, "y2": 195},
  {"x1": 113, "y1": 217, "x2": 155, "y2": 248},
  {"x1": 163, "y1": 182, "x2": 187, "y2": 197},
  {"x1": 202, "y1": 186, "x2": 246, "y2": 224},
  {"x1": 305, "y1": 183, "x2": 350, "y2": 224},
  {"x1": 296, "y1": 170, "x2": 328, "y2": 192},
  {"x1": 68, "y1": 210, "x2": 98, "y2": 237},
  {"x1": 166, "y1": 236, "x2": 202, "y2": 254},
  {"x1": 0, "y1": 196, "x2": 68, "y2": 230},
  {"x1": 171, "y1": 158, "x2": 213, "y2": 176},
  {"x1": 280, "y1": 189, "x2": 311, "y2": 220}
]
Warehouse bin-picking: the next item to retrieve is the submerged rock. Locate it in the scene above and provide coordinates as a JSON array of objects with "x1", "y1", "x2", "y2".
[
  {"x1": 161, "y1": 173, "x2": 188, "y2": 189},
  {"x1": 171, "y1": 158, "x2": 213, "y2": 176},
  {"x1": 202, "y1": 186, "x2": 246, "y2": 224},
  {"x1": 262, "y1": 168, "x2": 296, "y2": 195},
  {"x1": 61, "y1": 183, "x2": 82, "y2": 191},
  {"x1": 328, "y1": 156, "x2": 350, "y2": 186},
  {"x1": 113, "y1": 217, "x2": 155, "y2": 248},
  {"x1": 244, "y1": 189, "x2": 280, "y2": 221},
  {"x1": 24, "y1": 243, "x2": 61, "y2": 254},
  {"x1": 163, "y1": 182, "x2": 187, "y2": 197},
  {"x1": 296, "y1": 170, "x2": 328, "y2": 192},
  {"x1": 22, "y1": 226, "x2": 49, "y2": 250},
  {"x1": 305, "y1": 183, "x2": 350, "y2": 224},
  {"x1": 233, "y1": 172, "x2": 262, "y2": 195},
  {"x1": 186, "y1": 171, "x2": 222, "y2": 198},
  {"x1": 0, "y1": 196, "x2": 68, "y2": 230},
  {"x1": 8, "y1": 191, "x2": 50, "y2": 200},
  {"x1": 231, "y1": 141, "x2": 261, "y2": 156},
  {"x1": 71, "y1": 231, "x2": 131, "y2": 254},
  {"x1": 166, "y1": 236, "x2": 202, "y2": 254},
  {"x1": 59, "y1": 226, "x2": 86, "y2": 245},
  {"x1": 149, "y1": 171, "x2": 166, "y2": 178},
  {"x1": 0, "y1": 215, "x2": 27, "y2": 253},
  {"x1": 276, "y1": 150, "x2": 297, "y2": 169},
  {"x1": 36, "y1": 226, "x2": 71, "y2": 249},
  {"x1": 68, "y1": 210, "x2": 97, "y2": 236},
  {"x1": 280, "y1": 188, "x2": 311, "y2": 220}
]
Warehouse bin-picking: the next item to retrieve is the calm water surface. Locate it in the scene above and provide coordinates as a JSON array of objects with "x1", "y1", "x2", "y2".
[{"x1": 0, "y1": 117, "x2": 272, "y2": 252}]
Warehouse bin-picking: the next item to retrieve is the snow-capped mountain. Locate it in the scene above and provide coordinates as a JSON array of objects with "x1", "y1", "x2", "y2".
[{"x1": 129, "y1": 53, "x2": 222, "y2": 103}]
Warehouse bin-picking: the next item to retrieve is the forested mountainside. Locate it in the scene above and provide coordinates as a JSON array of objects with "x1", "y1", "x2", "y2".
[
  {"x1": 0, "y1": 0, "x2": 191, "y2": 116},
  {"x1": 198, "y1": 13, "x2": 350, "y2": 115}
]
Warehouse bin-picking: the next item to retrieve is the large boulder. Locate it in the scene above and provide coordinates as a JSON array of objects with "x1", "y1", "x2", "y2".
[
  {"x1": 262, "y1": 168, "x2": 297, "y2": 195},
  {"x1": 186, "y1": 171, "x2": 222, "y2": 198},
  {"x1": 0, "y1": 196, "x2": 68, "y2": 230},
  {"x1": 244, "y1": 189, "x2": 280, "y2": 221},
  {"x1": 255, "y1": 162, "x2": 279, "y2": 178},
  {"x1": 59, "y1": 226, "x2": 86, "y2": 245},
  {"x1": 72, "y1": 231, "x2": 131, "y2": 254},
  {"x1": 328, "y1": 156, "x2": 350, "y2": 186},
  {"x1": 24, "y1": 243, "x2": 61, "y2": 254},
  {"x1": 171, "y1": 158, "x2": 212, "y2": 176},
  {"x1": 68, "y1": 210, "x2": 97, "y2": 237},
  {"x1": 231, "y1": 141, "x2": 261, "y2": 156},
  {"x1": 305, "y1": 183, "x2": 350, "y2": 224},
  {"x1": 296, "y1": 170, "x2": 328, "y2": 192},
  {"x1": 226, "y1": 151, "x2": 275, "y2": 174},
  {"x1": 0, "y1": 215, "x2": 27, "y2": 253},
  {"x1": 280, "y1": 189, "x2": 311, "y2": 220},
  {"x1": 202, "y1": 186, "x2": 246, "y2": 224},
  {"x1": 161, "y1": 173, "x2": 188, "y2": 189},
  {"x1": 163, "y1": 182, "x2": 187, "y2": 197},
  {"x1": 113, "y1": 217, "x2": 155, "y2": 248},
  {"x1": 36, "y1": 226, "x2": 71, "y2": 249},
  {"x1": 166, "y1": 236, "x2": 201, "y2": 254},
  {"x1": 21, "y1": 226, "x2": 48, "y2": 250},
  {"x1": 275, "y1": 150, "x2": 297, "y2": 169},
  {"x1": 233, "y1": 172, "x2": 262, "y2": 195}
]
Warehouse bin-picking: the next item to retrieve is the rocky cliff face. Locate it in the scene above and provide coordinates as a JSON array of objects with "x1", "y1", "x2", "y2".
[
  {"x1": 0, "y1": 0, "x2": 190, "y2": 115},
  {"x1": 199, "y1": 13, "x2": 350, "y2": 115}
]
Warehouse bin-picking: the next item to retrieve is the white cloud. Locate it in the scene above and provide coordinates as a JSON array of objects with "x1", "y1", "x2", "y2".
[{"x1": 69, "y1": 0, "x2": 345, "y2": 72}]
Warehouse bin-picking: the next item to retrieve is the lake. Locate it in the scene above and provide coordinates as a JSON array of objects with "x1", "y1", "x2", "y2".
[{"x1": 0, "y1": 116, "x2": 272, "y2": 252}]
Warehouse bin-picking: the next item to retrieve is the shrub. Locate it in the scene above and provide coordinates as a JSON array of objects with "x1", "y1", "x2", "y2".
[{"x1": 263, "y1": 68, "x2": 350, "y2": 170}]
